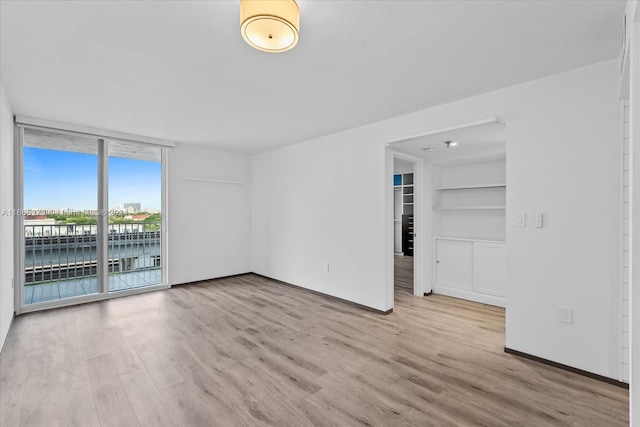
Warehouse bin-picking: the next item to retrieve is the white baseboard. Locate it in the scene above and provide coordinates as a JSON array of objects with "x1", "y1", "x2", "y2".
[{"x1": 433, "y1": 286, "x2": 505, "y2": 308}]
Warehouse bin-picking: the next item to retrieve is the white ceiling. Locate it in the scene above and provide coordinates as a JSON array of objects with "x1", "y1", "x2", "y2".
[
  {"x1": 392, "y1": 121, "x2": 506, "y2": 164},
  {"x1": 393, "y1": 157, "x2": 414, "y2": 174},
  {"x1": 0, "y1": 0, "x2": 625, "y2": 154}
]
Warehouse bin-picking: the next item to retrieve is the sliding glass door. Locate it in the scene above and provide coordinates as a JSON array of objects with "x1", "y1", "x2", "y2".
[
  {"x1": 107, "y1": 141, "x2": 162, "y2": 292},
  {"x1": 19, "y1": 126, "x2": 167, "y2": 310},
  {"x1": 22, "y1": 128, "x2": 100, "y2": 305}
]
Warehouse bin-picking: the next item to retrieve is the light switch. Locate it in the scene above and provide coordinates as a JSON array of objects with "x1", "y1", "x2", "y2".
[
  {"x1": 516, "y1": 213, "x2": 526, "y2": 227},
  {"x1": 535, "y1": 212, "x2": 544, "y2": 228}
]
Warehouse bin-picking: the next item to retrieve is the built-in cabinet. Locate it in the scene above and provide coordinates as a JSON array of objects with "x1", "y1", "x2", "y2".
[
  {"x1": 431, "y1": 156, "x2": 506, "y2": 306},
  {"x1": 435, "y1": 238, "x2": 506, "y2": 307}
]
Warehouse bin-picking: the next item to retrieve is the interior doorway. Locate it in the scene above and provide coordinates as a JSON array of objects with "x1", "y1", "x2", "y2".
[
  {"x1": 392, "y1": 155, "x2": 419, "y2": 299},
  {"x1": 390, "y1": 119, "x2": 507, "y2": 308}
]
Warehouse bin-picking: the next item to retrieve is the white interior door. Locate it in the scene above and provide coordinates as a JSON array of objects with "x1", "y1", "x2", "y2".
[{"x1": 394, "y1": 189, "x2": 402, "y2": 252}]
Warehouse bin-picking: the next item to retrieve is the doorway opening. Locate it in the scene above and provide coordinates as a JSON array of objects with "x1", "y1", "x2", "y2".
[
  {"x1": 389, "y1": 118, "x2": 507, "y2": 309},
  {"x1": 393, "y1": 158, "x2": 416, "y2": 299}
]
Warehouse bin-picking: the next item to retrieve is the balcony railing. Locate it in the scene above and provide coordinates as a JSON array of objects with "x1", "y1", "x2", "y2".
[{"x1": 25, "y1": 223, "x2": 161, "y2": 286}]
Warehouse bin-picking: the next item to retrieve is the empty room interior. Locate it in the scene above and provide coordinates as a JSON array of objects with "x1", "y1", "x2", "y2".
[{"x1": 1, "y1": 0, "x2": 639, "y2": 425}]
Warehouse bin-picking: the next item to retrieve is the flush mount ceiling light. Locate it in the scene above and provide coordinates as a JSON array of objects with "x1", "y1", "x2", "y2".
[
  {"x1": 444, "y1": 140, "x2": 459, "y2": 149},
  {"x1": 240, "y1": 0, "x2": 300, "y2": 53}
]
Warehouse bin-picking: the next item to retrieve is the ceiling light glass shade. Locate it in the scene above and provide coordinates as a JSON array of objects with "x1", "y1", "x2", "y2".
[{"x1": 240, "y1": 0, "x2": 300, "y2": 53}]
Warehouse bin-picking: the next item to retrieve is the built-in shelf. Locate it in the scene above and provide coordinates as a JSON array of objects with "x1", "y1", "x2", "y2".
[
  {"x1": 433, "y1": 205, "x2": 505, "y2": 211},
  {"x1": 435, "y1": 236, "x2": 506, "y2": 244},
  {"x1": 435, "y1": 183, "x2": 506, "y2": 191},
  {"x1": 431, "y1": 156, "x2": 507, "y2": 306}
]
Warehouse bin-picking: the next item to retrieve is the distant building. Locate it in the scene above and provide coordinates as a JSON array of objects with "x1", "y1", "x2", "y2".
[{"x1": 124, "y1": 203, "x2": 141, "y2": 213}]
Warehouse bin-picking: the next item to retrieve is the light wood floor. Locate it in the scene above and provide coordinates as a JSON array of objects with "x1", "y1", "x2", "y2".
[
  {"x1": 0, "y1": 274, "x2": 628, "y2": 426},
  {"x1": 394, "y1": 254, "x2": 414, "y2": 293}
]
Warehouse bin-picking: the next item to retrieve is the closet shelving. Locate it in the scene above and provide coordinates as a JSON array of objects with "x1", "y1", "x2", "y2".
[
  {"x1": 400, "y1": 173, "x2": 414, "y2": 215},
  {"x1": 394, "y1": 173, "x2": 414, "y2": 256}
]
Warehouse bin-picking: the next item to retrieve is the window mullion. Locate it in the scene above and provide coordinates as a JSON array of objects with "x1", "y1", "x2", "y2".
[{"x1": 97, "y1": 139, "x2": 108, "y2": 294}]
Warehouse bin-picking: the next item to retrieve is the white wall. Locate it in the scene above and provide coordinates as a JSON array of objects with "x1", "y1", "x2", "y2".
[
  {"x1": 629, "y1": 6, "x2": 640, "y2": 423},
  {"x1": 252, "y1": 59, "x2": 622, "y2": 379},
  {"x1": 252, "y1": 129, "x2": 390, "y2": 311},
  {"x1": 168, "y1": 143, "x2": 251, "y2": 285},
  {"x1": 0, "y1": 78, "x2": 14, "y2": 351},
  {"x1": 622, "y1": 100, "x2": 631, "y2": 384}
]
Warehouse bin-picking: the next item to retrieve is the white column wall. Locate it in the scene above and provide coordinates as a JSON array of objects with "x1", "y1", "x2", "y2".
[{"x1": 0, "y1": 78, "x2": 15, "y2": 351}]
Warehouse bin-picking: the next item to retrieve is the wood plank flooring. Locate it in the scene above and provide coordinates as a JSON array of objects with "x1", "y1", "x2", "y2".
[
  {"x1": 0, "y1": 273, "x2": 629, "y2": 426},
  {"x1": 394, "y1": 254, "x2": 414, "y2": 292}
]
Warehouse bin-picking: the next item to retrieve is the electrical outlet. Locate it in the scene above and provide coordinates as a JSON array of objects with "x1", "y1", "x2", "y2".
[
  {"x1": 559, "y1": 307, "x2": 573, "y2": 324},
  {"x1": 323, "y1": 263, "x2": 330, "y2": 273}
]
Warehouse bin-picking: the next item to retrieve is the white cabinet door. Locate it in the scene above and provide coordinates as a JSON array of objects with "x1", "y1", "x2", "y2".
[
  {"x1": 473, "y1": 242, "x2": 506, "y2": 297},
  {"x1": 435, "y1": 238, "x2": 506, "y2": 307},
  {"x1": 436, "y1": 239, "x2": 473, "y2": 290}
]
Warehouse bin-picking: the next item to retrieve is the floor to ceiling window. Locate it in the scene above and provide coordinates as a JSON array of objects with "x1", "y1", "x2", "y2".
[
  {"x1": 22, "y1": 129, "x2": 100, "y2": 304},
  {"x1": 107, "y1": 140, "x2": 162, "y2": 292},
  {"x1": 18, "y1": 122, "x2": 169, "y2": 311}
]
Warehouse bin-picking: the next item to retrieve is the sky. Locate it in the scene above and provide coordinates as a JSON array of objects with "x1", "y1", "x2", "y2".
[{"x1": 24, "y1": 147, "x2": 161, "y2": 211}]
